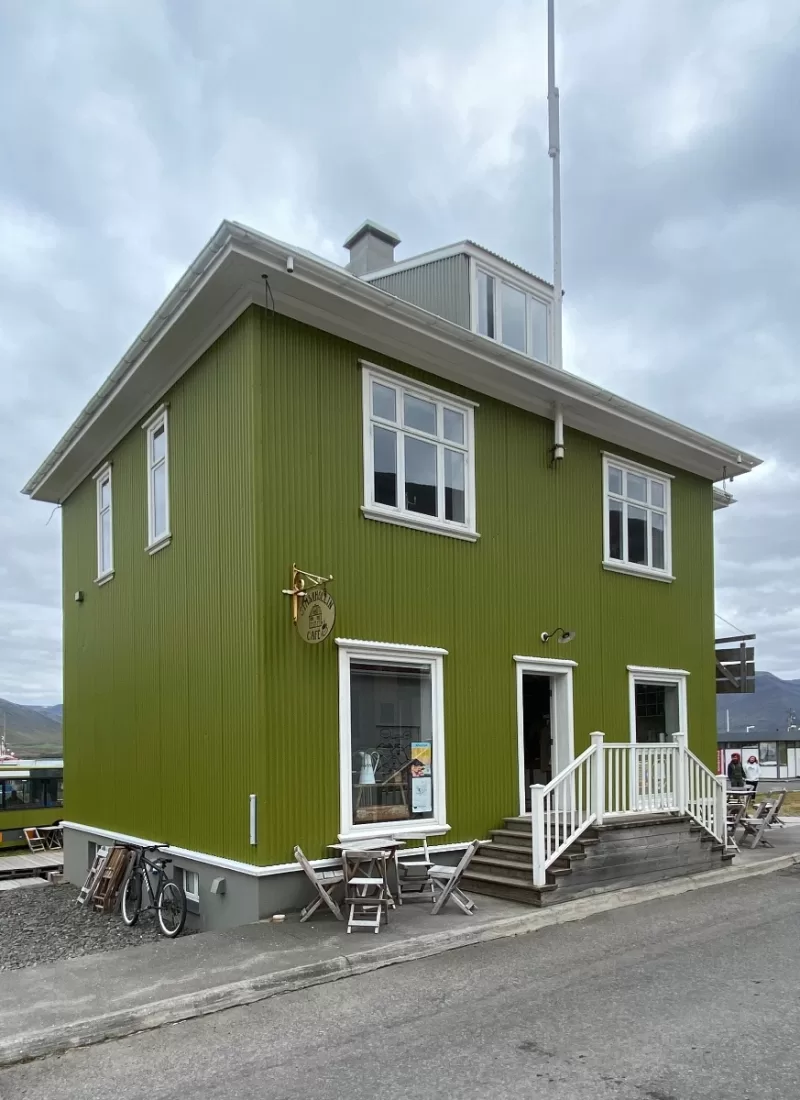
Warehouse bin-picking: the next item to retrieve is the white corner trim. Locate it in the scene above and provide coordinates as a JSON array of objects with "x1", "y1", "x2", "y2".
[
  {"x1": 512, "y1": 655, "x2": 577, "y2": 668},
  {"x1": 602, "y1": 451, "x2": 675, "y2": 480},
  {"x1": 361, "y1": 506, "x2": 480, "y2": 542},
  {"x1": 359, "y1": 359, "x2": 479, "y2": 407},
  {"x1": 94, "y1": 571, "x2": 115, "y2": 587},
  {"x1": 602, "y1": 560, "x2": 674, "y2": 583},
  {"x1": 141, "y1": 403, "x2": 169, "y2": 431},
  {"x1": 92, "y1": 461, "x2": 112, "y2": 481},
  {"x1": 335, "y1": 638, "x2": 448, "y2": 656},
  {"x1": 146, "y1": 534, "x2": 172, "y2": 555},
  {"x1": 627, "y1": 665, "x2": 691, "y2": 677}
]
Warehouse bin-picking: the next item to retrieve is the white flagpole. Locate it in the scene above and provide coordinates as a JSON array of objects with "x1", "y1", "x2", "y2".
[{"x1": 548, "y1": 0, "x2": 563, "y2": 374}]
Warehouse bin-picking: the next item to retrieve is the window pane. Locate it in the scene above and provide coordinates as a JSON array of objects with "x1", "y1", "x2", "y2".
[
  {"x1": 609, "y1": 499, "x2": 623, "y2": 560},
  {"x1": 101, "y1": 510, "x2": 112, "y2": 572},
  {"x1": 501, "y1": 283, "x2": 526, "y2": 352},
  {"x1": 403, "y1": 393, "x2": 437, "y2": 435},
  {"x1": 372, "y1": 382, "x2": 396, "y2": 422},
  {"x1": 530, "y1": 297, "x2": 548, "y2": 362},
  {"x1": 350, "y1": 662, "x2": 434, "y2": 825},
  {"x1": 152, "y1": 463, "x2": 167, "y2": 537},
  {"x1": 373, "y1": 426, "x2": 397, "y2": 507},
  {"x1": 651, "y1": 512, "x2": 665, "y2": 570},
  {"x1": 100, "y1": 478, "x2": 111, "y2": 510},
  {"x1": 634, "y1": 682, "x2": 680, "y2": 743},
  {"x1": 627, "y1": 505, "x2": 648, "y2": 565},
  {"x1": 404, "y1": 436, "x2": 437, "y2": 516},
  {"x1": 626, "y1": 472, "x2": 647, "y2": 502},
  {"x1": 444, "y1": 449, "x2": 465, "y2": 523},
  {"x1": 650, "y1": 480, "x2": 665, "y2": 508},
  {"x1": 607, "y1": 465, "x2": 623, "y2": 496},
  {"x1": 477, "y1": 271, "x2": 495, "y2": 339},
  {"x1": 151, "y1": 424, "x2": 166, "y2": 463},
  {"x1": 443, "y1": 407, "x2": 465, "y2": 445},
  {"x1": 759, "y1": 741, "x2": 777, "y2": 764}
]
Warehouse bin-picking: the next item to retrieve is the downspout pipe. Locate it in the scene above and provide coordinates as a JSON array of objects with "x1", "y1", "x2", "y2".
[{"x1": 553, "y1": 402, "x2": 565, "y2": 462}]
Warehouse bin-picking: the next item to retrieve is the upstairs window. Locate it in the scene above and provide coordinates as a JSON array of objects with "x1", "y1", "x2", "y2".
[
  {"x1": 361, "y1": 364, "x2": 478, "y2": 541},
  {"x1": 94, "y1": 463, "x2": 113, "y2": 581},
  {"x1": 603, "y1": 455, "x2": 672, "y2": 580},
  {"x1": 144, "y1": 407, "x2": 170, "y2": 551},
  {"x1": 475, "y1": 267, "x2": 550, "y2": 364}
]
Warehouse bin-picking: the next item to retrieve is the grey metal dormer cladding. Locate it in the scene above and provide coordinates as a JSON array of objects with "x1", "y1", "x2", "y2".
[{"x1": 369, "y1": 254, "x2": 471, "y2": 329}]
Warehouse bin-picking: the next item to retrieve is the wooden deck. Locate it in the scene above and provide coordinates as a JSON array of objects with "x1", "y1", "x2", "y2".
[{"x1": 0, "y1": 850, "x2": 64, "y2": 880}]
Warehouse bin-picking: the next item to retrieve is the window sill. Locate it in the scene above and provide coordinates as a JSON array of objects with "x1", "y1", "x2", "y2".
[
  {"x1": 146, "y1": 534, "x2": 172, "y2": 556},
  {"x1": 338, "y1": 823, "x2": 451, "y2": 844},
  {"x1": 94, "y1": 572, "x2": 114, "y2": 587},
  {"x1": 362, "y1": 506, "x2": 479, "y2": 543},
  {"x1": 603, "y1": 560, "x2": 674, "y2": 584}
]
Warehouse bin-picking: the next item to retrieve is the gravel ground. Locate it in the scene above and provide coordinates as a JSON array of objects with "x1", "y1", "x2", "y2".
[{"x1": 0, "y1": 883, "x2": 187, "y2": 971}]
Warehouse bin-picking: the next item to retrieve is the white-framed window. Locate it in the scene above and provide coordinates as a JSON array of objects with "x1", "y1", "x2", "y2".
[
  {"x1": 143, "y1": 406, "x2": 170, "y2": 552},
  {"x1": 336, "y1": 639, "x2": 448, "y2": 841},
  {"x1": 93, "y1": 463, "x2": 113, "y2": 582},
  {"x1": 180, "y1": 868, "x2": 199, "y2": 902},
  {"x1": 473, "y1": 265, "x2": 551, "y2": 364},
  {"x1": 361, "y1": 363, "x2": 478, "y2": 541},
  {"x1": 603, "y1": 454, "x2": 673, "y2": 580},
  {"x1": 627, "y1": 666, "x2": 688, "y2": 744}
]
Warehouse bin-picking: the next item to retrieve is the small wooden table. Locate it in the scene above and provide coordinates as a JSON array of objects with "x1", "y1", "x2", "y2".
[{"x1": 38, "y1": 826, "x2": 64, "y2": 850}]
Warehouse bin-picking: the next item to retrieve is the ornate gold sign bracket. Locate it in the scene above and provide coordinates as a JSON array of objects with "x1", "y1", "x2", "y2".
[{"x1": 281, "y1": 564, "x2": 334, "y2": 625}]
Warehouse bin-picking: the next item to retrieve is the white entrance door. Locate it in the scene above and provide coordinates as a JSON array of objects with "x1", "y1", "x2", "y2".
[{"x1": 514, "y1": 657, "x2": 576, "y2": 817}]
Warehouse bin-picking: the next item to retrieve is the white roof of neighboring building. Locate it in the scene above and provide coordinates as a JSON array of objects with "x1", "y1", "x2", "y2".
[{"x1": 23, "y1": 220, "x2": 761, "y2": 503}]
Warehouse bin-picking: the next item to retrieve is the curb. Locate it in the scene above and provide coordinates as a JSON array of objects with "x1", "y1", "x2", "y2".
[{"x1": 1, "y1": 851, "x2": 797, "y2": 1068}]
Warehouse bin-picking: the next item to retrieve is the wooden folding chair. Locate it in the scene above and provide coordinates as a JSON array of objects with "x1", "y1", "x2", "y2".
[
  {"x1": 755, "y1": 789, "x2": 787, "y2": 828},
  {"x1": 342, "y1": 847, "x2": 391, "y2": 933},
  {"x1": 726, "y1": 799, "x2": 749, "y2": 852},
  {"x1": 395, "y1": 832, "x2": 434, "y2": 905},
  {"x1": 741, "y1": 800, "x2": 781, "y2": 849},
  {"x1": 23, "y1": 828, "x2": 45, "y2": 853},
  {"x1": 428, "y1": 839, "x2": 482, "y2": 916},
  {"x1": 294, "y1": 846, "x2": 344, "y2": 922}
]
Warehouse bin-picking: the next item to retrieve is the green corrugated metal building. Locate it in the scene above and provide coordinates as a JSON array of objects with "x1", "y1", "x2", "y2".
[{"x1": 23, "y1": 220, "x2": 760, "y2": 928}]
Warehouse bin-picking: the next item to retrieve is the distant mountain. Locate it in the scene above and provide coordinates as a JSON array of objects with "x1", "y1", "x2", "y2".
[
  {"x1": 0, "y1": 699, "x2": 63, "y2": 757},
  {"x1": 717, "y1": 672, "x2": 800, "y2": 738}
]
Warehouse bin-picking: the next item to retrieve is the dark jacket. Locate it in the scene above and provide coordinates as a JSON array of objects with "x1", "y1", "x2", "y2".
[{"x1": 728, "y1": 760, "x2": 746, "y2": 788}]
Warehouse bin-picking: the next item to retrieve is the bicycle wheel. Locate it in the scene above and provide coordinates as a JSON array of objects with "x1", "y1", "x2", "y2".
[
  {"x1": 121, "y1": 871, "x2": 142, "y2": 927},
  {"x1": 156, "y1": 880, "x2": 186, "y2": 938}
]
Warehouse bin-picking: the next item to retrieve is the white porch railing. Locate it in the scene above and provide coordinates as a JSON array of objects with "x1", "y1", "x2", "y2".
[{"x1": 531, "y1": 731, "x2": 726, "y2": 887}]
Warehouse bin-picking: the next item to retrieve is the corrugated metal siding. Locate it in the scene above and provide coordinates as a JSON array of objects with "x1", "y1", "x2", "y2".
[
  {"x1": 62, "y1": 311, "x2": 262, "y2": 863},
  {"x1": 255, "y1": 310, "x2": 717, "y2": 864},
  {"x1": 62, "y1": 304, "x2": 717, "y2": 869},
  {"x1": 370, "y1": 255, "x2": 470, "y2": 327}
]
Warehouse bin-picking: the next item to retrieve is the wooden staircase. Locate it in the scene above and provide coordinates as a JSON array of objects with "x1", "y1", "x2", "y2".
[{"x1": 463, "y1": 813, "x2": 734, "y2": 907}]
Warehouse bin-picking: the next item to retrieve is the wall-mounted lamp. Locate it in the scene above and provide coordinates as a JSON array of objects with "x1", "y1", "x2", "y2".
[{"x1": 541, "y1": 627, "x2": 575, "y2": 644}]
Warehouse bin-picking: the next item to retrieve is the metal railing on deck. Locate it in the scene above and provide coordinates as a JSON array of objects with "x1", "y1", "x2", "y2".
[{"x1": 531, "y1": 732, "x2": 726, "y2": 887}]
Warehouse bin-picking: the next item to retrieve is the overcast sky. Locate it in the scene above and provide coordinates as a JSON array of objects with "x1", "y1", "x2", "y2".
[{"x1": 1, "y1": 0, "x2": 798, "y2": 703}]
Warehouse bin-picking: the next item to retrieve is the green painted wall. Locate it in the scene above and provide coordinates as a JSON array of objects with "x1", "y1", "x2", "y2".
[{"x1": 62, "y1": 305, "x2": 717, "y2": 868}]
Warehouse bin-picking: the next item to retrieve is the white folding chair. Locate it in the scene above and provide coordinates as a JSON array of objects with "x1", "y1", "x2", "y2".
[
  {"x1": 294, "y1": 846, "x2": 344, "y2": 922},
  {"x1": 23, "y1": 828, "x2": 45, "y2": 853},
  {"x1": 343, "y1": 848, "x2": 391, "y2": 933},
  {"x1": 741, "y1": 800, "x2": 781, "y2": 849},
  {"x1": 394, "y1": 832, "x2": 433, "y2": 904},
  {"x1": 428, "y1": 839, "x2": 482, "y2": 916}
]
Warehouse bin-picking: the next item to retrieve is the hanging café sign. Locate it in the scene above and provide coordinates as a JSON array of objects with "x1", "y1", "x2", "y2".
[{"x1": 282, "y1": 565, "x2": 336, "y2": 644}]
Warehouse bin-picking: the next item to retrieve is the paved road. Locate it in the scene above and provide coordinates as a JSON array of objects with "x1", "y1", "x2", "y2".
[{"x1": 3, "y1": 869, "x2": 800, "y2": 1100}]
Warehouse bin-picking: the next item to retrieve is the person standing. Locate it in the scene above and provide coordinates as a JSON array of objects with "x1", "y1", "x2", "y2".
[
  {"x1": 744, "y1": 754, "x2": 760, "y2": 793},
  {"x1": 727, "y1": 752, "x2": 746, "y2": 790}
]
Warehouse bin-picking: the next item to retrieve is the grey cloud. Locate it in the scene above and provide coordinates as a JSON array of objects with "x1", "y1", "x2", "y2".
[{"x1": 1, "y1": 0, "x2": 798, "y2": 699}]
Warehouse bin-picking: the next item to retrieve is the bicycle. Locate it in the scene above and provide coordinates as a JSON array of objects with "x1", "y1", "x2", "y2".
[{"x1": 120, "y1": 844, "x2": 187, "y2": 938}]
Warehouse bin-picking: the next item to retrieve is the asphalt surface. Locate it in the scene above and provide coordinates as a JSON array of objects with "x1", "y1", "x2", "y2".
[{"x1": 3, "y1": 869, "x2": 799, "y2": 1100}]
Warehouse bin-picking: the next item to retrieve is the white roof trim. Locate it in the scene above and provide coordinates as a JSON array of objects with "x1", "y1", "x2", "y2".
[
  {"x1": 362, "y1": 239, "x2": 554, "y2": 294},
  {"x1": 22, "y1": 220, "x2": 762, "y2": 503}
]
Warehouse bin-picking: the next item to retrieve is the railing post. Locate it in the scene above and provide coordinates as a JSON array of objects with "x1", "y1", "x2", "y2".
[
  {"x1": 531, "y1": 784, "x2": 547, "y2": 887},
  {"x1": 673, "y1": 731, "x2": 688, "y2": 815},
  {"x1": 590, "y1": 731, "x2": 605, "y2": 826},
  {"x1": 716, "y1": 776, "x2": 727, "y2": 847}
]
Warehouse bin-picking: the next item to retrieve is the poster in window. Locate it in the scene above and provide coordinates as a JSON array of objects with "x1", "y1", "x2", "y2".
[
  {"x1": 411, "y1": 776, "x2": 432, "y2": 814},
  {"x1": 410, "y1": 741, "x2": 432, "y2": 777}
]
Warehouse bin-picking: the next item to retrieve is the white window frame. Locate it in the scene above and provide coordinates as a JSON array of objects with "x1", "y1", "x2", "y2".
[
  {"x1": 93, "y1": 462, "x2": 114, "y2": 584},
  {"x1": 143, "y1": 405, "x2": 171, "y2": 553},
  {"x1": 180, "y1": 868, "x2": 200, "y2": 902},
  {"x1": 360, "y1": 362, "x2": 478, "y2": 542},
  {"x1": 336, "y1": 638, "x2": 449, "y2": 842},
  {"x1": 602, "y1": 453, "x2": 673, "y2": 582},
  {"x1": 469, "y1": 259, "x2": 552, "y2": 365},
  {"x1": 627, "y1": 665, "x2": 689, "y2": 744}
]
